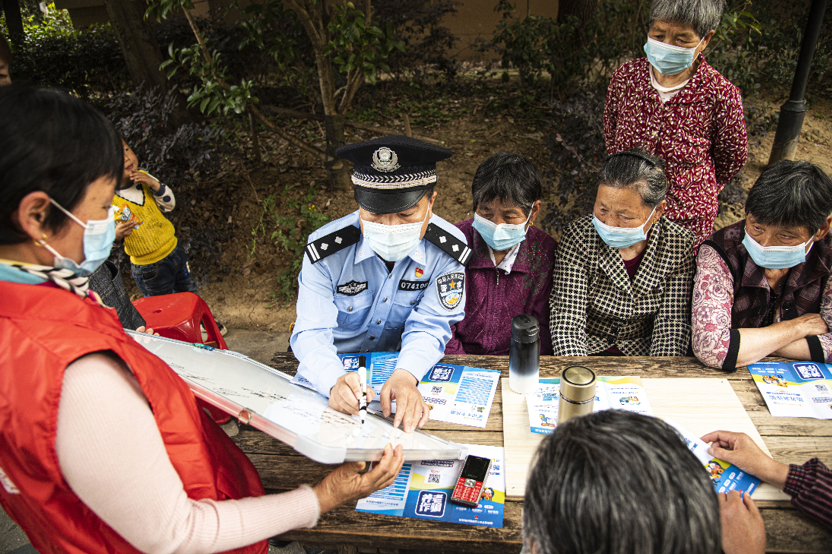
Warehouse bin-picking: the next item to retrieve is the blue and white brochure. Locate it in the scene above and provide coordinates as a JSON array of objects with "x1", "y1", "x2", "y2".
[
  {"x1": 292, "y1": 353, "x2": 500, "y2": 428},
  {"x1": 526, "y1": 376, "x2": 654, "y2": 434},
  {"x1": 665, "y1": 419, "x2": 761, "y2": 495},
  {"x1": 356, "y1": 443, "x2": 505, "y2": 528},
  {"x1": 747, "y1": 361, "x2": 832, "y2": 419}
]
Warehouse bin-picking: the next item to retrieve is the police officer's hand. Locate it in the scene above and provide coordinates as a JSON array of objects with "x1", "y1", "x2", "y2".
[
  {"x1": 329, "y1": 372, "x2": 375, "y2": 416},
  {"x1": 381, "y1": 369, "x2": 429, "y2": 433}
]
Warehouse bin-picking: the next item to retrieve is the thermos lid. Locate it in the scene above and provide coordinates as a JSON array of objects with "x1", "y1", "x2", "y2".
[
  {"x1": 511, "y1": 314, "x2": 540, "y2": 344},
  {"x1": 560, "y1": 366, "x2": 597, "y2": 402}
]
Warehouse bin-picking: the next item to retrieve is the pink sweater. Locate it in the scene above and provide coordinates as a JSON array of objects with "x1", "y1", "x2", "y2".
[{"x1": 55, "y1": 353, "x2": 320, "y2": 553}]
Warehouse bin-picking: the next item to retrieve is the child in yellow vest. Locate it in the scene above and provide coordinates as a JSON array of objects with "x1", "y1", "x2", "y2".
[{"x1": 113, "y1": 139, "x2": 199, "y2": 297}]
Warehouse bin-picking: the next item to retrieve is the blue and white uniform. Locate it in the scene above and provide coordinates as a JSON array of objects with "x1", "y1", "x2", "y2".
[{"x1": 291, "y1": 210, "x2": 469, "y2": 396}]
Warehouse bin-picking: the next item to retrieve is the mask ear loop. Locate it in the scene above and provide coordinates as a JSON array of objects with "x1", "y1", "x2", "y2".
[
  {"x1": 48, "y1": 198, "x2": 88, "y2": 229},
  {"x1": 34, "y1": 233, "x2": 62, "y2": 259}
]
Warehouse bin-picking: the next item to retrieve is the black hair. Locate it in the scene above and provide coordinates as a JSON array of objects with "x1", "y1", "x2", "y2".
[
  {"x1": 745, "y1": 160, "x2": 832, "y2": 236},
  {"x1": 0, "y1": 85, "x2": 123, "y2": 244},
  {"x1": 471, "y1": 151, "x2": 542, "y2": 217},
  {"x1": 598, "y1": 149, "x2": 668, "y2": 208},
  {"x1": 0, "y1": 33, "x2": 11, "y2": 65},
  {"x1": 524, "y1": 411, "x2": 721, "y2": 554},
  {"x1": 649, "y1": 0, "x2": 725, "y2": 40}
]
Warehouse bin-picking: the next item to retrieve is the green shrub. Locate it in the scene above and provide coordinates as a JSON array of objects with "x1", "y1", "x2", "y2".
[{"x1": 2, "y1": 3, "x2": 127, "y2": 94}]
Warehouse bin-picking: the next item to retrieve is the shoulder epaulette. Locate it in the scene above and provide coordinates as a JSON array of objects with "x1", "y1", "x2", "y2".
[
  {"x1": 305, "y1": 225, "x2": 361, "y2": 264},
  {"x1": 424, "y1": 223, "x2": 471, "y2": 266}
]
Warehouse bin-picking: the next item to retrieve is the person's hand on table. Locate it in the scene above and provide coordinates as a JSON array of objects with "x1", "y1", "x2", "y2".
[
  {"x1": 790, "y1": 313, "x2": 829, "y2": 338},
  {"x1": 702, "y1": 430, "x2": 789, "y2": 489},
  {"x1": 115, "y1": 220, "x2": 136, "y2": 240},
  {"x1": 381, "y1": 369, "x2": 428, "y2": 433},
  {"x1": 313, "y1": 443, "x2": 405, "y2": 514},
  {"x1": 134, "y1": 326, "x2": 159, "y2": 336},
  {"x1": 329, "y1": 372, "x2": 375, "y2": 415},
  {"x1": 719, "y1": 490, "x2": 766, "y2": 554}
]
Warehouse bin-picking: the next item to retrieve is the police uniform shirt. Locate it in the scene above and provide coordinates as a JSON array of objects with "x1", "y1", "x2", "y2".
[{"x1": 290, "y1": 210, "x2": 467, "y2": 397}]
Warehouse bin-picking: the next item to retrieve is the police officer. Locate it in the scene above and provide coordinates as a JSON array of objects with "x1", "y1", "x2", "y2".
[{"x1": 291, "y1": 135, "x2": 471, "y2": 433}]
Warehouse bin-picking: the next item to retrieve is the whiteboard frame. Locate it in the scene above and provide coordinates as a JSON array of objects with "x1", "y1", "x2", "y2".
[{"x1": 126, "y1": 331, "x2": 467, "y2": 464}]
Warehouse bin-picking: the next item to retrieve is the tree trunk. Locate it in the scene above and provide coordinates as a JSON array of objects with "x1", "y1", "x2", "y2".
[
  {"x1": 102, "y1": 0, "x2": 190, "y2": 125},
  {"x1": 2, "y1": 0, "x2": 25, "y2": 48},
  {"x1": 557, "y1": 0, "x2": 598, "y2": 49},
  {"x1": 324, "y1": 114, "x2": 351, "y2": 191},
  {"x1": 102, "y1": 0, "x2": 166, "y2": 90},
  {"x1": 556, "y1": 0, "x2": 599, "y2": 24}
]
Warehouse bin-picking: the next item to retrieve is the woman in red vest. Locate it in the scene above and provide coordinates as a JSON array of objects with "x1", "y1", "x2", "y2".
[{"x1": 0, "y1": 86, "x2": 404, "y2": 554}]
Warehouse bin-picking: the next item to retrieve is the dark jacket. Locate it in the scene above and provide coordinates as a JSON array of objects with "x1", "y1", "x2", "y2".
[{"x1": 446, "y1": 219, "x2": 556, "y2": 355}]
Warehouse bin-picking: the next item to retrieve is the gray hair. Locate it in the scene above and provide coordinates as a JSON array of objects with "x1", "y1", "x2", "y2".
[
  {"x1": 471, "y1": 151, "x2": 542, "y2": 217},
  {"x1": 649, "y1": 0, "x2": 725, "y2": 40},
  {"x1": 523, "y1": 411, "x2": 721, "y2": 554},
  {"x1": 598, "y1": 149, "x2": 667, "y2": 208},
  {"x1": 746, "y1": 160, "x2": 832, "y2": 236}
]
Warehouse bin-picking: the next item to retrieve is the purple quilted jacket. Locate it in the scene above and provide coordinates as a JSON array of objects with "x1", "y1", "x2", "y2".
[{"x1": 445, "y1": 218, "x2": 557, "y2": 355}]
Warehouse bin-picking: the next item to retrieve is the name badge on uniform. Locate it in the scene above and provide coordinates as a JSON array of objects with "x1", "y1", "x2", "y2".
[
  {"x1": 337, "y1": 280, "x2": 368, "y2": 296},
  {"x1": 399, "y1": 279, "x2": 429, "y2": 291},
  {"x1": 436, "y1": 272, "x2": 464, "y2": 311}
]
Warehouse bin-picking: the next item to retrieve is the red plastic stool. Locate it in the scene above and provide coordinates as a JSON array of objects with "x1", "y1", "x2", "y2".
[{"x1": 133, "y1": 292, "x2": 231, "y2": 424}]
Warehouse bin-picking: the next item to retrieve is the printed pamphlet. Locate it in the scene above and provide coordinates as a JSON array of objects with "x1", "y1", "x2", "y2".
[
  {"x1": 747, "y1": 360, "x2": 832, "y2": 419},
  {"x1": 291, "y1": 353, "x2": 500, "y2": 428},
  {"x1": 665, "y1": 419, "x2": 761, "y2": 495},
  {"x1": 356, "y1": 444, "x2": 505, "y2": 528},
  {"x1": 526, "y1": 376, "x2": 653, "y2": 434}
]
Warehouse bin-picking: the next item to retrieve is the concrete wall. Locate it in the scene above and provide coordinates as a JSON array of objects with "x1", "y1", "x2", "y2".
[
  {"x1": 53, "y1": 0, "x2": 559, "y2": 60},
  {"x1": 447, "y1": 0, "x2": 558, "y2": 60},
  {"x1": 53, "y1": 0, "x2": 217, "y2": 27}
]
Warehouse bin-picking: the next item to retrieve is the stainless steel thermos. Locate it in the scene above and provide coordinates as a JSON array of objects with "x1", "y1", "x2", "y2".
[
  {"x1": 509, "y1": 314, "x2": 540, "y2": 394},
  {"x1": 558, "y1": 366, "x2": 597, "y2": 424}
]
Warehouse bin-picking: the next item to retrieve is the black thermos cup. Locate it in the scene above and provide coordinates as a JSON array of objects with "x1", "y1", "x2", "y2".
[{"x1": 509, "y1": 314, "x2": 540, "y2": 394}]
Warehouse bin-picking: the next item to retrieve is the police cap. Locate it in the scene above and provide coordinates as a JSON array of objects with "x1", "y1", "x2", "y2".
[{"x1": 335, "y1": 135, "x2": 452, "y2": 214}]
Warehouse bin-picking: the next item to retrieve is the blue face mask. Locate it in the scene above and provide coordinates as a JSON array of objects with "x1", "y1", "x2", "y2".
[
  {"x1": 592, "y1": 206, "x2": 657, "y2": 249},
  {"x1": 361, "y1": 202, "x2": 431, "y2": 262},
  {"x1": 742, "y1": 231, "x2": 813, "y2": 270},
  {"x1": 472, "y1": 211, "x2": 531, "y2": 252},
  {"x1": 38, "y1": 199, "x2": 116, "y2": 277},
  {"x1": 644, "y1": 37, "x2": 703, "y2": 75}
]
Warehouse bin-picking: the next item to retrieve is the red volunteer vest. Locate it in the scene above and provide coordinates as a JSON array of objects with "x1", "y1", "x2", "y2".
[{"x1": 0, "y1": 281, "x2": 267, "y2": 554}]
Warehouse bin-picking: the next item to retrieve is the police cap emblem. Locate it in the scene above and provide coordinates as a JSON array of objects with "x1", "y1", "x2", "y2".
[
  {"x1": 436, "y1": 271, "x2": 464, "y2": 311},
  {"x1": 371, "y1": 147, "x2": 400, "y2": 173}
]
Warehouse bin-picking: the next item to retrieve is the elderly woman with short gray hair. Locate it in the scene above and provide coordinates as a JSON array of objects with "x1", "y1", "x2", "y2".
[
  {"x1": 549, "y1": 149, "x2": 695, "y2": 356},
  {"x1": 604, "y1": 0, "x2": 748, "y2": 251},
  {"x1": 446, "y1": 151, "x2": 557, "y2": 355},
  {"x1": 693, "y1": 160, "x2": 832, "y2": 371}
]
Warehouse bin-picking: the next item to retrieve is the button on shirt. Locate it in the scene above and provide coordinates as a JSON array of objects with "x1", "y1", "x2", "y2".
[{"x1": 291, "y1": 210, "x2": 467, "y2": 397}]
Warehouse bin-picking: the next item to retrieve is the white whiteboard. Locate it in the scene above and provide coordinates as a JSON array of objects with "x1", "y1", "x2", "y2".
[{"x1": 127, "y1": 331, "x2": 467, "y2": 464}]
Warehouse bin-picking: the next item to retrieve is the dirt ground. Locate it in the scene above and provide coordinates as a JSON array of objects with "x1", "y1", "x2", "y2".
[{"x1": 132, "y1": 88, "x2": 832, "y2": 333}]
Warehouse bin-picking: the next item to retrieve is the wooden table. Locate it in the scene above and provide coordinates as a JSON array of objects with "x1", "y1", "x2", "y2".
[{"x1": 231, "y1": 354, "x2": 832, "y2": 554}]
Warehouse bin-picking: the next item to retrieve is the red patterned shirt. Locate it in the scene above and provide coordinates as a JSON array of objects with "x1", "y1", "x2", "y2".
[{"x1": 604, "y1": 57, "x2": 748, "y2": 249}]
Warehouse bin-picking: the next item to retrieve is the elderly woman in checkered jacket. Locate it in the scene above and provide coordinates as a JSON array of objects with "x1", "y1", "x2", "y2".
[{"x1": 549, "y1": 149, "x2": 696, "y2": 357}]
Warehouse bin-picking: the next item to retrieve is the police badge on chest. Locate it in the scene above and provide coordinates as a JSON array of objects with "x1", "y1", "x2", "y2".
[{"x1": 337, "y1": 280, "x2": 368, "y2": 296}]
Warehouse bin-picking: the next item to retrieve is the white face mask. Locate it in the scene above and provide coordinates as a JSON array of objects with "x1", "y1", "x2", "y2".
[{"x1": 361, "y1": 202, "x2": 431, "y2": 262}]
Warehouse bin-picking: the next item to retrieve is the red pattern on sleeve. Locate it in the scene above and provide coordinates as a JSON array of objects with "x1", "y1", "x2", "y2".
[
  {"x1": 784, "y1": 459, "x2": 832, "y2": 530},
  {"x1": 603, "y1": 57, "x2": 748, "y2": 249}
]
